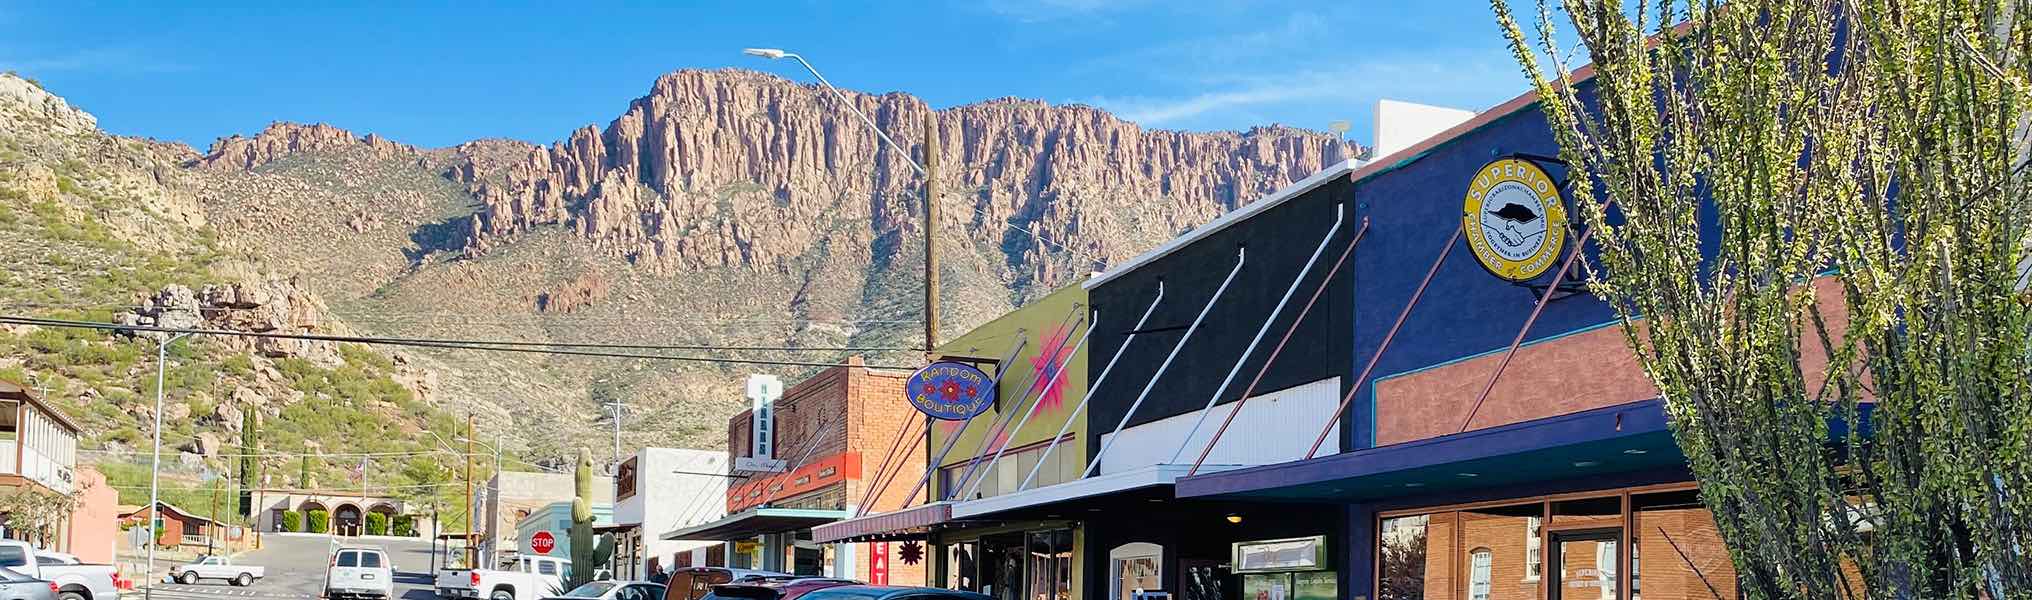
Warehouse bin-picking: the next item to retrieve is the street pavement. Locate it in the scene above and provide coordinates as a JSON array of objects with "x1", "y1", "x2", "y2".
[{"x1": 139, "y1": 535, "x2": 441, "y2": 600}]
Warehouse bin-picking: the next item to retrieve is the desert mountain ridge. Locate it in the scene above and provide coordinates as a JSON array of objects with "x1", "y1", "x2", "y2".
[{"x1": 4, "y1": 67, "x2": 1362, "y2": 470}]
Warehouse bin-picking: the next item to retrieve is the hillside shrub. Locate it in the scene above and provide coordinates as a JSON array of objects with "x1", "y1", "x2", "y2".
[
  {"x1": 281, "y1": 510, "x2": 302, "y2": 532},
  {"x1": 306, "y1": 509, "x2": 328, "y2": 534},
  {"x1": 392, "y1": 514, "x2": 416, "y2": 537},
  {"x1": 365, "y1": 512, "x2": 388, "y2": 536}
]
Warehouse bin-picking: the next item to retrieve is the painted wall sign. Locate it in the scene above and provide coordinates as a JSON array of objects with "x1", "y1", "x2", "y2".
[
  {"x1": 727, "y1": 452, "x2": 863, "y2": 512},
  {"x1": 1463, "y1": 157, "x2": 1568, "y2": 282},
  {"x1": 906, "y1": 361, "x2": 996, "y2": 420}
]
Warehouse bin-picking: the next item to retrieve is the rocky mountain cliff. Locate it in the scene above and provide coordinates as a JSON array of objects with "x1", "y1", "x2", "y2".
[
  {"x1": 0, "y1": 72, "x2": 481, "y2": 514},
  {"x1": 12, "y1": 67, "x2": 1360, "y2": 465},
  {"x1": 455, "y1": 70, "x2": 1355, "y2": 283}
]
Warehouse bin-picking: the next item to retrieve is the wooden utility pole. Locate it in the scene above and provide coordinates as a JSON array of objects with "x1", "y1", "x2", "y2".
[
  {"x1": 464, "y1": 414, "x2": 476, "y2": 569},
  {"x1": 922, "y1": 114, "x2": 941, "y2": 353}
]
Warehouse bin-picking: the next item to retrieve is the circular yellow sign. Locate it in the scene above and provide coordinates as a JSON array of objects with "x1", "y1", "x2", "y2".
[{"x1": 1463, "y1": 158, "x2": 1568, "y2": 282}]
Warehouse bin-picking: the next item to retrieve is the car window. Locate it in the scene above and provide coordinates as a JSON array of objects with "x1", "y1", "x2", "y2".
[
  {"x1": 536, "y1": 560, "x2": 558, "y2": 576},
  {"x1": 0, "y1": 547, "x2": 25, "y2": 569},
  {"x1": 633, "y1": 585, "x2": 667, "y2": 599},
  {"x1": 336, "y1": 551, "x2": 358, "y2": 568},
  {"x1": 204, "y1": 557, "x2": 222, "y2": 565},
  {"x1": 361, "y1": 552, "x2": 383, "y2": 568},
  {"x1": 797, "y1": 590, "x2": 888, "y2": 600},
  {"x1": 0, "y1": 567, "x2": 33, "y2": 582},
  {"x1": 565, "y1": 583, "x2": 616, "y2": 598}
]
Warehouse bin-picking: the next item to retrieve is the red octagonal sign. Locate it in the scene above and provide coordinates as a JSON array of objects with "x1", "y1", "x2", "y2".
[{"x1": 531, "y1": 530, "x2": 556, "y2": 555}]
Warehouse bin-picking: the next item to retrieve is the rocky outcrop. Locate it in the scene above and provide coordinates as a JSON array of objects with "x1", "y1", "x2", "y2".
[
  {"x1": 461, "y1": 69, "x2": 1359, "y2": 279},
  {"x1": 193, "y1": 122, "x2": 418, "y2": 171},
  {"x1": 116, "y1": 278, "x2": 349, "y2": 365},
  {"x1": 0, "y1": 75, "x2": 96, "y2": 135}
]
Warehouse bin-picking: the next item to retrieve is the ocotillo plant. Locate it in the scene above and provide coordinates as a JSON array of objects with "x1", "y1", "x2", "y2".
[{"x1": 564, "y1": 447, "x2": 613, "y2": 591}]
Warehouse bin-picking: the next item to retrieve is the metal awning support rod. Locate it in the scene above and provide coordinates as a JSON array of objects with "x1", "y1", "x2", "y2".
[
  {"x1": 944, "y1": 305, "x2": 1087, "y2": 500},
  {"x1": 1456, "y1": 224, "x2": 1599, "y2": 433},
  {"x1": 1083, "y1": 247, "x2": 1246, "y2": 478},
  {"x1": 852, "y1": 389, "x2": 925, "y2": 513},
  {"x1": 894, "y1": 334, "x2": 1030, "y2": 510},
  {"x1": 962, "y1": 313, "x2": 1098, "y2": 500},
  {"x1": 1017, "y1": 282, "x2": 1165, "y2": 492},
  {"x1": 1168, "y1": 205, "x2": 1344, "y2": 465},
  {"x1": 1188, "y1": 217, "x2": 1370, "y2": 476},
  {"x1": 851, "y1": 414, "x2": 926, "y2": 517},
  {"x1": 1305, "y1": 224, "x2": 1464, "y2": 459}
]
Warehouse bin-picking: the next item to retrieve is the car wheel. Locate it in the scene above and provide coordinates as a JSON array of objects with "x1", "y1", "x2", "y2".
[
  {"x1": 57, "y1": 591, "x2": 84, "y2": 600},
  {"x1": 491, "y1": 590, "x2": 514, "y2": 600},
  {"x1": 235, "y1": 573, "x2": 254, "y2": 587},
  {"x1": 179, "y1": 572, "x2": 198, "y2": 585}
]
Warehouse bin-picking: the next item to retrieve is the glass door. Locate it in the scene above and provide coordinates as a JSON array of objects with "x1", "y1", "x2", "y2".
[{"x1": 1549, "y1": 529, "x2": 1620, "y2": 600}]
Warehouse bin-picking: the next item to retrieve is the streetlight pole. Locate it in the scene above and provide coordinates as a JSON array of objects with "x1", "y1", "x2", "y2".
[
  {"x1": 147, "y1": 331, "x2": 194, "y2": 598},
  {"x1": 743, "y1": 47, "x2": 940, "y2": 352}
]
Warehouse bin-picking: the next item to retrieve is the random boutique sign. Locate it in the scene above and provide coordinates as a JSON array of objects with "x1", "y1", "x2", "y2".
[
  {"x1": 1463, "y1": 157, "x2": 1569, "y2": 282},
  {"x1": 906, "y1": 361, "x2": 996, "y2": 420}
]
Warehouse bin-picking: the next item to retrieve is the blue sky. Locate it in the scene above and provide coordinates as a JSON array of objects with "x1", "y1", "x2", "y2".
[{"x1": 1, "y1": 1, "x2": 1557, "y2": 150}]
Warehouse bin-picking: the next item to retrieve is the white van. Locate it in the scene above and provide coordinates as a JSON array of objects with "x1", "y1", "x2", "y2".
[{"x1": 324, "y1": 547, "x2": 394, "y2": 600}]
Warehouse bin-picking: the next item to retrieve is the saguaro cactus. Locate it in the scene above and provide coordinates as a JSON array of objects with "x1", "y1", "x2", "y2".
[{"x1": 565, "y1": 448, "x2": 613, "y2": 590}]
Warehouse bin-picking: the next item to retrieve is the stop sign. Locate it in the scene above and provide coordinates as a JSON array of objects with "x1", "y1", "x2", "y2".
[{"x1": 531, "y1": 531, "x2": 556, "y2": 555}]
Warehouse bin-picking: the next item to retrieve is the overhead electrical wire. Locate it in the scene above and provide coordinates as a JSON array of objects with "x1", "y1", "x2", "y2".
[{"x1": 0, "y1": 315, "x2": 921, "y2": 371}]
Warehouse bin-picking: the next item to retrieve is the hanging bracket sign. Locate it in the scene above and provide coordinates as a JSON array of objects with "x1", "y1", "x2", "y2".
[
  {"x1": 906, "y1": 361, "x2": 996, "y2": 420},
  {"x1": 1463, "y1": 157, "x2": 1569, "y2": 282}
]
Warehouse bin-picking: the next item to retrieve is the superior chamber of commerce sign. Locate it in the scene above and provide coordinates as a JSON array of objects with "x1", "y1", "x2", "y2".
[
  {"x1": 906, "y1": 361, "x2": 995, "y2": 420},
  {"x1": 1463, "y1": 157, "x2": 1569, "y2": 282}
]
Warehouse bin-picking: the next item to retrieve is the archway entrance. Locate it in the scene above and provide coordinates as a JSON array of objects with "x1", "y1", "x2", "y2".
[{"x1": 335, "y1": 504, "x2": 363, "y2": 537}]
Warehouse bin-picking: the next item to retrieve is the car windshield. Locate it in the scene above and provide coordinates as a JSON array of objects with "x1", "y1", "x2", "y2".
[{"x1": 565, "y1": 583, "x2": 616, "y2": 598}]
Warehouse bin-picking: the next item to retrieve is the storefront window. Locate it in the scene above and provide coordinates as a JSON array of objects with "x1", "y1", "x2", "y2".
[
  {"x1": 1110, "y1": 542, "x2": 1162, "y2": 600},
  {"x1": 1458, "y1": 504, "x2": 1543, "y2": 600},
  {"x1": 1027, "y1": 530, "x2": 1072, "y2": 600},
  {"x1": 1378, "y1": 515, "x2": 1441, "y2": 600},
  {"x1": 946, "y1": 541, "x2": 979, "y2": 591},
  {"x1": 1631, "y1": 490, "x2": 1737, "y2": 600}
]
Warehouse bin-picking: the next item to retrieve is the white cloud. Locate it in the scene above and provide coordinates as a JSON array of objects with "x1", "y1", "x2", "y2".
[
  {"x1": 1087, "y1": 53, "x2": 1514, "y2": 128},
  {"x1": 0, "y1": 47, "x2": 192, "y2": 74}
]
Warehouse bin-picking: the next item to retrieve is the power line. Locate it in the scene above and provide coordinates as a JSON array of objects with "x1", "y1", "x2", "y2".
[
  {"x1": 0, "y1": 308, "x2": 916, "y2": 352},
  {"x1": 0, "y1": 315, "x2": 921, "y2": 371},
  {"x1": 0, "y1": 302, "x2": 925, "y2": 326}
]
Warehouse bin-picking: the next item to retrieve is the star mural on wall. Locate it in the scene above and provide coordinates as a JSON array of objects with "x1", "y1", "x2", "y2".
[
  {"x1": 898, "y1": 540, "x2": 925, "y2": 565},
  {"x1": 1030, "y1": 324, "x2": 1075, "y2": 413}
]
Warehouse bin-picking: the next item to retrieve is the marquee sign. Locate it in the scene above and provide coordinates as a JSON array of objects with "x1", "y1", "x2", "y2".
[
  {"x1": 905, "y1": 361, "x2": 996, "y2": 420},
  {"x1": 1463, "y1": 157, "x2": 1569, "y2": 282}
]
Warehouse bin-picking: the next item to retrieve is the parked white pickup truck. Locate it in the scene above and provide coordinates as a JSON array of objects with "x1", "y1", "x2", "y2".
[
  {"x1": 436, "y1": 555, "x2": 570, "y2": 600},
  {"x1": 171, "y1": 555, "x2": 265, "y2": 586},
  {"x1": 0, "y1": 541, "x2": 121, "y2": 600}
]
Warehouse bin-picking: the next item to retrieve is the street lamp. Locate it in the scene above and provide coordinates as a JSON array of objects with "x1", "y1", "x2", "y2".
[
  {"x1": 146, "y1": 332, "x2": 195, "y2": 598},
  {"x1": 741, "y1": 48, "x2": 924, "y2": 175},
  {"x1": 744, "y1": 47, "x2": 941, "y2": 351}
]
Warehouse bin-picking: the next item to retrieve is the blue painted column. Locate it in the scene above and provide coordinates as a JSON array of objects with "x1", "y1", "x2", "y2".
[{"x1": 1343, "y1": 503, "x2": 1376, "y2": 600}]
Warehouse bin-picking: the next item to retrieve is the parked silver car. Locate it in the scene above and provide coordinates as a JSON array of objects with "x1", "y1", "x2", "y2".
[{"x1": 0, "y1": 567, "x2": 58, "y2": 600}]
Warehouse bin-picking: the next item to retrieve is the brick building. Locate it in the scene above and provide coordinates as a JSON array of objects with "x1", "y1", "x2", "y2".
[{"x1": 662, "y1": 357, "x2": 926, "y2": 585}]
